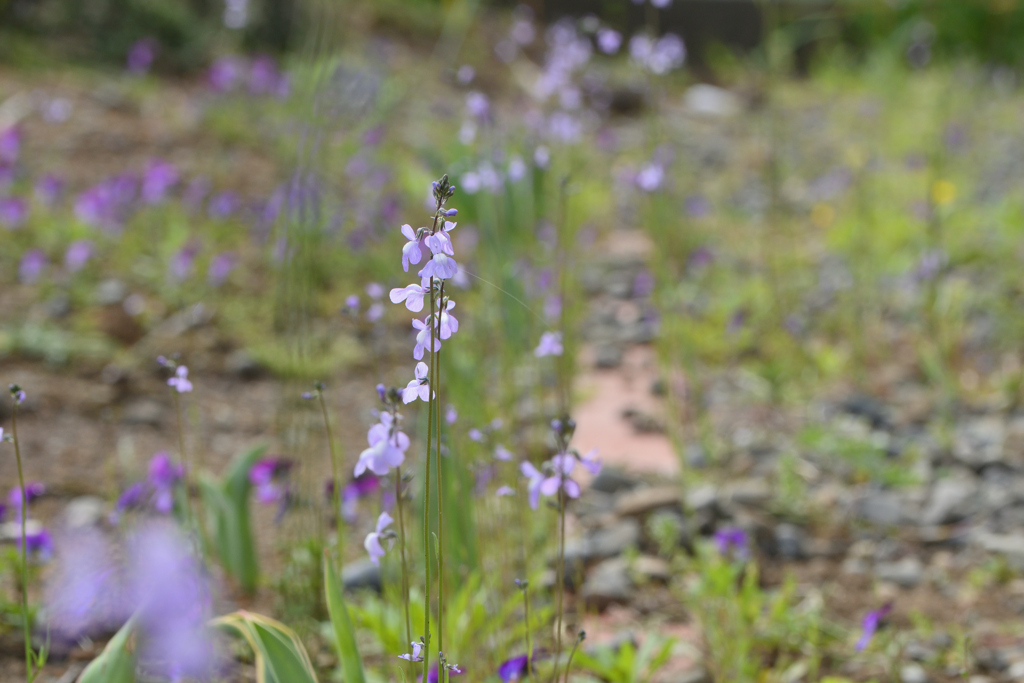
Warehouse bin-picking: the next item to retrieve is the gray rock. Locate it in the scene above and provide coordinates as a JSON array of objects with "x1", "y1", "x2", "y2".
[
  {"x1": 905, "y1": 640, "x2": 937, "y2": 662},
  {"x1": 589, "y1": 518, "x2": 641, "y2": 558},
  {"x1": 595, "y1": 344, "x2": 624, "y2": 368},
  {"x1": 683, "y1": 84, "x2": 740, "y2": 118},
  {"x1": 953, "y1": 417, "x2": 1005, "y2": 469},
  {"x1": 64, "y1": 497, "x2": 107, "y2": 529},
  {"x1": 774, "y1": 523, "x2": 806, "y2": 560},
  {"x1": 921, "y1": 477, "x2": 978, "y2": 526},
  {"x1": 1006, "y1": 660, "x2": 1024, "y2": 680},
  {"x1": 876, "y1": 557, "x2": 924, "y2": 588},
  {"x1": 0, "y1": 519, "x2": 44, "y2": 542},
  {"x1": 615, "y1": 486, "x2": 681, "y2": 517},
  {"x1": 46, "y1": 295, "x2": 71, "y2": 318},
  {"x1": 686, "y1": 484, "x2": 719, "y2": 514},
  {"x1": 685, "y1": 443, "x2": 707, "y2": 469},
  {"x1": 573, "y1": 491, "x2": 615, "y2": 518},
  {"x1": 590, "y1": 468, "x2": 640, "y2": 494},
  {"x1": 976, "y1": 532, "x2": 1024, "y2": 570},
  {"x1": 674, "y1": 669, "x2": 712, "y2": 683},
  {"x1": 581, "y1": 557, "x2": 634, "y2": 607},
  {"x1": 226, "y1": 349, "x2": 263, "y2": 380},
  {"x1": 857, "y1": 490, "x2": 905, "y2": 526},
  {"x1": 722, "y1": 479, "x2": 772, "y2": 507},
  {"x1": 632, "y1": 555, "x2": 671, "y2": 582},
  {"x1": 341, "y1": 559, "x2": 381, "y2": 593},
  {"x1": 95, "y1": 279, "x2": 127, "y2": 305},
  {"x1": 121, "y1": 399, "x2": 164, "y2": 426},
  {"x1": 900, "y1": 663, "x2": 929, "y2": 683}
]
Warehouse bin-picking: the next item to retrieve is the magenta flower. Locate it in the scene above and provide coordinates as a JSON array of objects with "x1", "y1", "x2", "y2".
[
  {"x1": 390, "y1": 281, "x2": 428, "y2": 312},
  {"x1": 534, "y1": 331, "x2": 563, "y2": 357},
  {"x1": 64, "y1": 240, "x2": 93, "y2": 273},
  {"x1": 401, "y1": 224, "x2": 425, "y2": 271},
  {"x1": 249, "y1": 457, "x2": 293, "y2": 504},
  {"x1": 141, "y1": 159, "x2": 179, "y2": 204},
  {"x1": 0, "y1": 197, "x2": 28, "y2": 229},
  {"x1": 520, "y1": 462, "x2": 545, "y2": 510},
  {"x1": 402, "y1": 362, "x2": 431, "y2": 404},
  {"x1": 856, "y1": 603, "x2": 893, "y2": 652},
  {"x1": 364, "y1": 511, "x2": 394, "y2": 565},
  {"x1": 19, "y1": 249, "x2": 47, "y2": 284},
  {"x1": 355, "y1": 412, "x2": 409, "y2": 476},
  {"x1": 168, "y1": 365, "x2": 193, "y2": 393}
]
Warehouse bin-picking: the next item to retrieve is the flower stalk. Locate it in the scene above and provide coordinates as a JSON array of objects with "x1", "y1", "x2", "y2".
[{"x1": 10, "y1": 387, "x2": 33, "y2": 683}]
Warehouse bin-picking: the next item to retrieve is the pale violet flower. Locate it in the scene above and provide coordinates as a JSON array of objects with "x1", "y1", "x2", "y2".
[
  {"x1": 402, "y1": 362, "x2": 431, "y2": 404},
  {"x1": 355, "y1": 413, "x2": 409, "y2": 476},
  {"x1": 539, "y1": 453, "x2": 581, "y2": 500},
  {"x1": 534, "y1": 331, "x2": 563, "y2": 357},
  {"x1": 364, "y1": 511, "x2": 394, "y2": 565},
  {"x1": 520, "y1": 462, "x2": 544, "y2": 510},
  {"x1": 390, "y1": 281, "x2": 428, "y2": 312},
  {"x1": 496, "y1": 486, "x2": 515, "y2": 497},
  {"x1": 167, "y1": 366, "x2": 193, "y2": 393},
  {"x1": 596, "y1": 28, "x2": 622, "y2": 54},
  {"x1": 420, "y1": 251, "x2": 458, "y2": 281},
  {"x1": 412, "y1": 317, "x2": 441, "y2": 360},
  {"x1": 494, "y1": 445, "x2": 514, "y2": 461},
  {"x1": 438, "y1": 300, "x2": 459, "y2": 339},
  {"x1": 400, "y1": 224, "x2": 424, "y2": 272},
  {"x1": 399, "y1": 641, "x2": 424, "y2": 662}
]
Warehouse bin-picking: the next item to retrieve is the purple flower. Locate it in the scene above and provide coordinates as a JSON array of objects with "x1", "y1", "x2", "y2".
[
  {"x1": 249, "y1": 457, "x2": 293, "y2": 504},
  {"x1": 495, "y1": 444, "x2": 514, "y2": 461},
  {"x1": 539, "y1": 453, "x2": 581, "y2": 500},
  {"x1": 400, "y1": 224, "x2": 426, "y2": 272},
  {"x1": 9, "y1": 482, "x2": 45, "y2": 520},
  {"x1": 390, "y1": 281, "x2": 428, "y2": 312},
  {"x1": 419, "y1": 251, "x2": 459, "y2": 281},
  {"x1": 129, "y1": 521, "x2": 214, "y2": 679},
  {"x1": 633, "y1": 270, "x2": 655, "y2": 298},
  {"x1": 496, "y1": 486, "x2": 515, "y2": 497},
  {"x1": 635, "y1": 164, "x2": 665, "y2": 192},
  {"x1": 0, "y1": 126, "x2": 19, "y2": 164},
  {"x1": 466, "y1": 91, "x2": 490, "y2": 120},
  {"x1": 183, "y1": 176, "x2": 210, "y2": 212},
  {"x1": 438, "y1": 300, "x2": 459, "y2": 339},
  {"x1": 45, "y1": 528, "x2": 128, "y2": 641},
  {"x1": 423, "y1": 663, "x2": 464, "y2": 683},
  {"x1": 248, "y1": 55, "x2": 279, "y2": 95},
  {"x1": 19, "y1": 527, "x2": 54, "y2": 562},
  {"x1": 520, "y1": 462, "x2": 545, "y2": 510},
  {"x1": 468, "y1": 428, "x2": 484, "y2": 442},
  {"x1": 208, "y1": 251, "x2": 237, "y2": 287},
  {"x1": 355, "y1": 412, "x2": 409, "y2": 476},
  {"x1": 141, "y1": 159, "x2": 179, "y2": 204},
  {"x1": 534, "y1": 331, "x2": 563, "y2": 357},
  {"x1": 412, "y1": 317, "x2": 441, "y2": 360},
  {"x1": 62, "y1": 240, "x2": 92, "y2": 272},
  {"x1": 344, "y1": 294, "x2": 360, "y2": 313},
  {"x1": 34, "y1": 174, "x2": 64, "y2": 206},
  {"x1": 209, "y1": 56, "x2": 243, "y2": 92},
  {"x1": 685, "y1": 194, "x2": 711, "y2": 218},
  {"x1": 19, "y1": 249, "x2": 47, "y2": 284},
  {"x1": 148, "y1": 452, "x2": 183, "y2": 514},
  {"x1": 596, "y1": 29, "x2": 622, "y2": 55},
  {"x1": 208, "y1": 191, "x2": 239, "y2": 218},
  {"x1": 855, "y1": 603, "x2": 893, "y2": 651},
  {"x1": 127, "y1": 38, "x2": 158, "y2": 74},
  {"x1": 75, "y1": 176, "x2": 136, "y2": 233},
  {"x1": 579, "y1": 448, "x2": 602, "y2": 476},
  {"x1": 0, "y1": 197, "x2": 28, "y2": 229},
  {"x1": 402, "y1": 362, "x2": 432, "y2": 404},
  {"x1": 713, "y1": 526, "x2": 749, "y2": 559},
  {"x1": 364, "y1": 511, "x2": 394, "y2": 565},
  {"x1": 498, "y1": 654, "x2": 530, "y2": 682},
  {"x1": 111, "y1": 482, "x2": 146, "y2": 522},
  {"x1": 168, "y1": 365, "x2": 193, "y2": 394},
  {"x1": 399, "y1": 640, "x2": 424, "y2": 662},
  {"x1": 367, "y1": 302, "x2": 384, "y2": 322},
  {"x1": 446, "y1": 405, "x2": 458, "y2": 424},
  {"x1": 339, "y1": 473, "x2": 380, "y2": 523},
  {"x1": 169, "y1": 243, "x2": 199, "y2": 282}
]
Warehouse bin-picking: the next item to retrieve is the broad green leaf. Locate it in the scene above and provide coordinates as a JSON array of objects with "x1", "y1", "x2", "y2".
[
  {"x1": 213, "y1": 610, "x2": 318, "y2": 683},
  {"x1": 78, "y1": 617, "x2": 137, "y2": 683},
  {"x1": 324, "y1": 553, "x2": 368, "y2": 683}
]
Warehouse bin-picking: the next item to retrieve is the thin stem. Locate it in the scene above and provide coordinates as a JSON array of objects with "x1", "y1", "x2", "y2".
[
  {"x1": 522, "y1": 586, "x2": 536, "y2": 683},
  {"x1": 173, "y1": 393, "x2": 198, "y2": 539},
  {"x1": 12, "y1": 405, "x2": 32, "y2": 682},
  {"x1": 396, "y1": 466, "x2": 412, "y2": 646},
  {"x1": 563, "y1": 632, "x2": 585, "y2": 683},
  {"x1": 422, "y1": 274, "x2": 437, "y2": 683},
  {"x1": 435, "y1": 282, "x2": 445, "y2": 673},
  {"x1": 318, "y1": 391, "x2": 344, "y2": 567},
  {"x1": 552, "y1": 491, "x2": 566, "y2": 683}
]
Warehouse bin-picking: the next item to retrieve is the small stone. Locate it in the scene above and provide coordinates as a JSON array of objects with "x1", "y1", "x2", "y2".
[
  {"x1": 595, "y1": 344, "x2": 623, "y2": 368},
  {"x1": 686, "y1": 484, "x2": 718, "y2": 514},
  {"x1": 905, "y1": 640, "x2": 937, "y2": 662},
  {"x1": 840, "y1": 393, "x2": 891, "y2": 430},
  {"x1": 589, "y1": 518, "x2": 641, "y2": 558},
  {"x1": 121, "y1": 399, "x2": 164, "y2": 426},
  {"x1": 46, "y1": 295, "x2": 71, "y2": 318},
  {"x1": 226, "y1": 349, "x2": 263, "y2": 380},
  {"x1": 842, "y1": 557, "x2": 869, "y2": 575},
  {"x1": 632, "y1": 555, "x2": 670, "y2": 582},
  {"x1": 674, "y1": 669, "x2": 712, "y2": 683},
  {"x1": 900, "y1": 663, "x2": 929, "y2": 683},
  {"x1": 574, "y1": 491, "x2": 615, "y2": 519},
  {"x1": 856, "y1": 490, "x2": 905, "y2": 526},
  {"x1": 1005, "y1": 661, "x2": 1024, "y2": 681},
  {"x1": 953, "y1": 417, "x2": 1005, "y2": 469},
  {"x1": 921, "y1": 477, "x2": 978, "y2": 526},
  {"x1": 341, "y1": 559, "x2": 381, "y2": 593},
  {"x1": 581, "y1": 557, "x2": 633, "y2": 608},
  {"x1": 774, "y1": 523, "x2": 806, "y2": 560},
  {"x1": 64, "y1": 497, "x2": 106, "y2": 529},
  {"x1": 722, "y1": 479, "x2": 771, "y2": 507},
  {"x1": 976, "y1": 532, "x2": 1024, "y2": 571},
  {"x1": 615, "y1": 486, "x2": 681, "y2": 517},
  {"x1": 876, "y1": 557, "x2": 924, "y2": 588},
  {"x1": 590, "y1": 467, "x2": 640, "y2": 494},
  {"x1": 95, "y1": 279, "x2": 127, "y2": 305},
  {"x1": 683, "y1": 84, "x2": 740, "y2": 117},
  {"x1": 685, "y1": 443, "x2": 707, "y2": 469}
]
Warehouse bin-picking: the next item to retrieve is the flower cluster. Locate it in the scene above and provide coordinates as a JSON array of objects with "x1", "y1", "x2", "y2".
[
  {"x1": 390, "y1": 175, "x2": 461, "y2": 394},
  {"x1": 158, "y1": 355, "x2": 193, "y2": 393},
  {"x1": 248, "y1": 456, "x2": 294, "y2": 522},
  {"x1": 355, "y1": 385, "x2": 409, "y2": 477},
  {"x1": 520, "y1": 419, "x2": 600, "y2": 509},
  {"x1": 111, "y1": 452, "x2": 184, "y2": 521}
]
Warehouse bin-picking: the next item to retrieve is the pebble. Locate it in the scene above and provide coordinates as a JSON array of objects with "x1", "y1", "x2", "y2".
[
  {"x1": 975, "y1": 532, "x2": 1024, "y2": 570},
  {"x1": 225, "y1": 349, "x2": 263, "y2": 380},
  {"x1": 1006, "y1": 661, "x2": 1024, "y2": 681},
  {"x1": 341, "y1": 559, "x2": 381, "y2": 594},
  {"x1": 856, "y1": 490, "x2": 905, "y2": 526},
  {"x1": 953, "y1": 417, "x2": 1005, "y2": 469},
  {"x1": 95, "y1": 279, "x2": 127, "y2": 305},
  {"x1": 876, "y1": 557, "x2": 924, "y2": 588},
  {"x1": 900, "y1": 663, "x2": 929, "y2": 683},
  {"x1": 774, "y1": 523, "x2": 806, "y2": 560},
  {"x1": 64, "y1": 496, "x2": 107, "y2": 528},
  {"x1": 633, "y1": 555, "x2": 671, "y2": 582},
  {"x1": 921, "y1": 477, "x2": 978, "y2": 526},
  {"x1": 589, "y1": 518, "x2": 641, "y2": 558},
  {"x1": 615, "y1": 486, "x2": 681, "y2": 517},
  {"x1": 581, "y1": 557, "x2": 633, "y2": 608},
  {"x1": 121, "y1": 399, "x2": 165, "y2": 426},
  {"x1": 721, "y1": 479, "x2": 772, "y2": 507},
  {"x1": 590, "y1": 468, "x2": 640, "y2": 494}
]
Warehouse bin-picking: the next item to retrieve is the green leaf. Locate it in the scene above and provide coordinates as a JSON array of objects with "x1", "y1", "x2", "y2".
[
  {"x1": 78, "y1": 617, "x2": 137, "y2": 683},
  {"x1": 324, "y1": 553, "x2": 368, "y2": 683},
  {"x1": 213, "y1": 610, "x2": 318, "y2": 683},
  {"x1": 200, "y1": 444, "x2": 267, "y2": 594}
]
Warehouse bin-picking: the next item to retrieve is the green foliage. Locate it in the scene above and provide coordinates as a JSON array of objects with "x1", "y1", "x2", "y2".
[
  {"x1": 572, "y1": 635, "x2": 677, "y2": 683},
  {"x1": 199, "y1": 444, "x2": 267, "y2": 595},
  {"x1": 798, "y1": 425, "x2": 918, "y2": 487},
  {"x1": 78, "y1": 617, "x2": 138, "y2": 683},
  {"x1": 214, "y1": 611, "x2": 320, "y2": 683},
  {"x1": 324, "y1": 555, "x2": 368, "y2": 683}
]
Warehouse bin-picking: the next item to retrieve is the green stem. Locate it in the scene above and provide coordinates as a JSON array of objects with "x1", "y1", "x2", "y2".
[
  {"x1": 173, "y1": 393, "x2": 199, "y2": 544},
  {"x1": 318, "y1": 390, "x2": 344, "y2": 567},
  {"x1": 435, "y1": 282, "x2": 445, "y2": 675},
  {"x1": 552, "y1": 491, "x2": 566, "y2": 683},
  {"x1": 12, "y1": 405, "x2": 33, "y2": 682},
  {"x1": 396, "y1": 466, "x2": 412, "y2": 646},
  {"x1": 522, "y1": 585, "x2": 536, "y2": 683},
  {"x1": 563, "y1": 632, "x2": 585, "y2": 683},
  {"x1": 422, "y1": 274, "x2": 437, "y2": 683}
]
